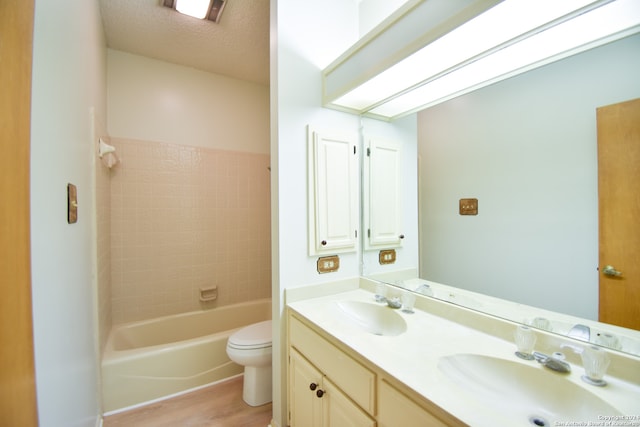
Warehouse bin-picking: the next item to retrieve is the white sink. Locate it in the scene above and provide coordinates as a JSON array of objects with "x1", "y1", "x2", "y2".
[
  {"x1": 336, "y1": 301, "x2": 407, "y2": 336},
  {"x1": 438, "y1": 353, "x2": 621, "y2": 425}
]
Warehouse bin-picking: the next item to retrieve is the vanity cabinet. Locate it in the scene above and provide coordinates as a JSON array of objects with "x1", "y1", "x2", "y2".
[
  {"x1": 288, "y1": 312, "x2": 462, "y2": 427},
  {"x1": 289, "y1": 315, "x2": 375, "y2": 427}
]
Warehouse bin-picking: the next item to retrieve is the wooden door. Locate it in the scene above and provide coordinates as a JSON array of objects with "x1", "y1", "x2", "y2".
[
  {"x1": 597, "y1": 98, "x2": 640, "y2": 329},
  {"x1": 0, "y1": 0, "x2": 39, "y2": 425}
]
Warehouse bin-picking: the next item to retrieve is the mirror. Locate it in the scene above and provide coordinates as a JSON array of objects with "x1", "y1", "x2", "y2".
[{"x1": 361, "y1": 33, "x2": 640, "y2": 356}]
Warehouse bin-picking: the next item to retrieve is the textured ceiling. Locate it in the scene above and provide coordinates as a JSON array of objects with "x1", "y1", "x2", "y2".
[{"x1": 99, "y1": 0, "x2": 270, "y2": 85}]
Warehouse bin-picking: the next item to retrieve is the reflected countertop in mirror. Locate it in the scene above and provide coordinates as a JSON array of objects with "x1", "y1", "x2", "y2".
[
  {"x1": 369, "y1": 272, "x2": 640, "y2": 357},
  {"x1": 360, "y1": 34, "x2": 640, "y2": 357}
]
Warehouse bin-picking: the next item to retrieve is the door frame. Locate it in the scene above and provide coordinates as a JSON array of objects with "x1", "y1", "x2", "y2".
[{"x1": 0, "y1": 0, "x2": 39, "y2": 424}]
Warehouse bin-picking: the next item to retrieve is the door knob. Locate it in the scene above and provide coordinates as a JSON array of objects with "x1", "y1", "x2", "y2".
[{"x1": 602, "y1": 265, "x2": 622, "y2": 277}]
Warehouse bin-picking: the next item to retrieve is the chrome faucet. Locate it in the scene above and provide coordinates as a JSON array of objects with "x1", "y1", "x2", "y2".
[
  {"x1": 568, "y1": 324, "x2": 590, "y2": 342},
  {"x1": 533, "y1": 351, "x2": 572, "y2": 374},
  {"x1": 415, "y1": 283, "x2": 433, "y2": 296}
]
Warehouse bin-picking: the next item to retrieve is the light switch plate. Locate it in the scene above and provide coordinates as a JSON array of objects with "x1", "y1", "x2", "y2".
[
  {"x1": 317, "y1": 255, "x2": 340, "y2": 274},
  {"x1": 67, "y1": 183, "x2": 78, "y2": 224},
  {"x1": 459, "y1": 198, "x2": 478, "y2": 215}
]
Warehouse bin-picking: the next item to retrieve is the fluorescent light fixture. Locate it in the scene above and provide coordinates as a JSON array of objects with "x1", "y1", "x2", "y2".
[
  {"x1": 323, "y1": 0, "x2": 640, "y2": 120},
  {"x1": 176, "y1": 0, "x2": 211, "y2": 19},
  {"x1": 163, "y1": 0, "x2": 227, "y2": 22}
]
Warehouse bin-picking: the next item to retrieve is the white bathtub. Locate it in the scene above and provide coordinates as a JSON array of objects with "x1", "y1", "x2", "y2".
[{"x1": 102, "y1": 298, "x2": 271, "y2": 412}]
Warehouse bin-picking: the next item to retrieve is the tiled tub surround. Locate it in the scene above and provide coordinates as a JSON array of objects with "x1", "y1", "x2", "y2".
[
  {"x1": 110, "y1": 138, "x2": 271, "y2": 324},
  {"x1": 286, "y1": 280, "x2": 640, "y2": 427}
]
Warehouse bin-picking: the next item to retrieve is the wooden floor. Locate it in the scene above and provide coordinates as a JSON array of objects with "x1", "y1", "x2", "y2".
[{"x1": 102, "y1": 376, "x2": 272, "y2": 427}]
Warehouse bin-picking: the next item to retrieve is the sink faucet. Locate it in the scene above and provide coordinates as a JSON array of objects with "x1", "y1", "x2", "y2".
[
  {"x1": 533, "y1": 351, "x2": 571, "y2": 374},
  {"x1": 568, "y1": 324, "x2": 590, "y2": 342},
  {"x1": 415, "y1": 283, "x2": 433, "y2": 296}
]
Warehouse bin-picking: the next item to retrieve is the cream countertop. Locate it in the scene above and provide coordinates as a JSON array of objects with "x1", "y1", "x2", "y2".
[{"x1": 287, "y1": 287, "x2": 640, "y2": 427}]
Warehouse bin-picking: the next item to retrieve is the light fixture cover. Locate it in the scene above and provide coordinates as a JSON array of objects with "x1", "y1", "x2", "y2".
[
  {"x1": 175, "y1": 0, "x2": 211, "y2": 19},
  {"x1": 163, "y1": 0, "x2": 226, "y2": 22},
  {"x1": 323, "y1": 0, "x2": 640, "y2": 120}
]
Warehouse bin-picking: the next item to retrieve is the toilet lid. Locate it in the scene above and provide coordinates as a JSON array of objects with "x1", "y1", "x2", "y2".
[{"x1": 228, "y1": 320, "x2": 272, "y2": 348}]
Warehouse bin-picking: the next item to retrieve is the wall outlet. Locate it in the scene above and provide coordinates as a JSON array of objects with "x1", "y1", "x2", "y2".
[
  {"x1": 317, "y1": 255, "x2": 340, "y2": 273},
  {"x1": 379, "y1": 249, "x2": 396, "y2": 265},
  {"x1": 459, "y1": 198, "x2": 478, "y2": 215}
]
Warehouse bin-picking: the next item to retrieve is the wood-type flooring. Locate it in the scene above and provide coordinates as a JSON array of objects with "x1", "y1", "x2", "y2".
[{"x1": 102, "y1": 376, "x2": 272, "y2": 427}]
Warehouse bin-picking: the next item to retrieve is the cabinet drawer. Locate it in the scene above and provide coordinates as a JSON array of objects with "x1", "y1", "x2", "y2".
[{"x1": 290, "y1": 315, "x2": 375, "y2": 414}]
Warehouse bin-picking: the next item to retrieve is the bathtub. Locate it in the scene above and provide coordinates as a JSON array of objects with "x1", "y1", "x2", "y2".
[{"x1": 102, "y1": 298, "x2": 271, "y2": 413}]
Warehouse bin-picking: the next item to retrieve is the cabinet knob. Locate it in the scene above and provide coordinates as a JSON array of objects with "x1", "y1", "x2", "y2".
[
  {"x1": 316, "y1": 389, "x2": 325, "y2": 398},
  {"x1": 309, "y1": 382, "x2": 318, "y2": 391},
  {"x1": 399, "y1": 234, "x2": 405, "y2": 239},
  {"x1": 321, "y1": 240, "x2": 327, "y2": 246}
]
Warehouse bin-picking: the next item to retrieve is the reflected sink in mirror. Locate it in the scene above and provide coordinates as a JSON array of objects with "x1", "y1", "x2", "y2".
[
  {"x1": 336, "y1": 301, "x2": 407, "y2": 336},
  {"x1": 438, "y1": 354, "x2": 621, "y2": 425}
]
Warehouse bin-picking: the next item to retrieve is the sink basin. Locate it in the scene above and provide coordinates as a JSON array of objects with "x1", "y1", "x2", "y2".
[
  {"x1": 336, "y1": 301, "x2": 406, "y2": 336},
  {"x1": 438, "y1": 354, "x2": 621, "y2": 425}
]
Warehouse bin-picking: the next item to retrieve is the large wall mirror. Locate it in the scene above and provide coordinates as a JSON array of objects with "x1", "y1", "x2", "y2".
[{"x1": 361, "y1": 33, "x2": 640, "y2": 357}]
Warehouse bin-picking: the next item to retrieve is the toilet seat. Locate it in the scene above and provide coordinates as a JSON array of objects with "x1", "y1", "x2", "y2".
[{"x1": 228, "y1": 320, "x2": 272, "y2": 350}]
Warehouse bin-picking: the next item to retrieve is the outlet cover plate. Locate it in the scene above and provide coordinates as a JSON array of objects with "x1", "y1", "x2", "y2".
[
  {"x1": 379, "y1": 249, "x2": 396, "y2": 265},
  {"x1": 459, "y1": 198, "x2": 478, "y2": 215},
  {"x1": 317, "y1": 255, "x2": 340, "y2": 274},
  {"x1": 68, "y1": 183, "x2": 78, "y2": 224}
]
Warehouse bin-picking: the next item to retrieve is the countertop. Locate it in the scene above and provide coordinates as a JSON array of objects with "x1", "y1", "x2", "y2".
[{"x1": 287, "y1": 287, "x2": 640, "y2": 427}]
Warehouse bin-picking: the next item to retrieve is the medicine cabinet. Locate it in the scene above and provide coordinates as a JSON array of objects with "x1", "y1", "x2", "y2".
[
  {"x1": 307, "y1": 126, "x2": 359, "y2": 256},
  {"x1": 363, "y1": 136, "x2": 403, "y2": 250}
]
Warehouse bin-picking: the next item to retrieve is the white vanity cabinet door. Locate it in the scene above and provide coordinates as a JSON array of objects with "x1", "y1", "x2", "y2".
[
  {"x1": 290, "y1": 349, "x2": 374, "y2": 427},
  {"x1": 308, "y1": 126, "x2": 359, "y2": 255},
  {"x1": 290, "y1": 349, "x2": 323, "y2": 427},
  {"x1": 364, "y1": 137, "x2": 403, "y2": 249},
  {"x1": 322, "y1": 377, "x2": 376, "y2": 427}
]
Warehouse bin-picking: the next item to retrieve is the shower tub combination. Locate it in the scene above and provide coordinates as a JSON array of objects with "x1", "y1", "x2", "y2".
[{"x1": 102, "y1": 298, "x2": 271, "y2": 413}]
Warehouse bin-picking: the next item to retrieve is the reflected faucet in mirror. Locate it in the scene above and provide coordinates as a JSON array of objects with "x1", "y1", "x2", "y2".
[
  {"x1": 568, "y1": 324, "x2": 590, "y2": 342},
  {"x1": 360, "y1": 34, "x2": 640, "y2": 357}
]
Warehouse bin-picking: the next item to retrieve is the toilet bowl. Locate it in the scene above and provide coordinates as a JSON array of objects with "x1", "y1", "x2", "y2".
[{"x1": 226, "y1": 320, "x2": 272, "y2": 406}]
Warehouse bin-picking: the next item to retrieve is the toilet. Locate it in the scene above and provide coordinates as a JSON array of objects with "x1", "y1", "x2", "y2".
[{"x1": 226, "y1": 320, "x2": 273, "y2": 406}]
